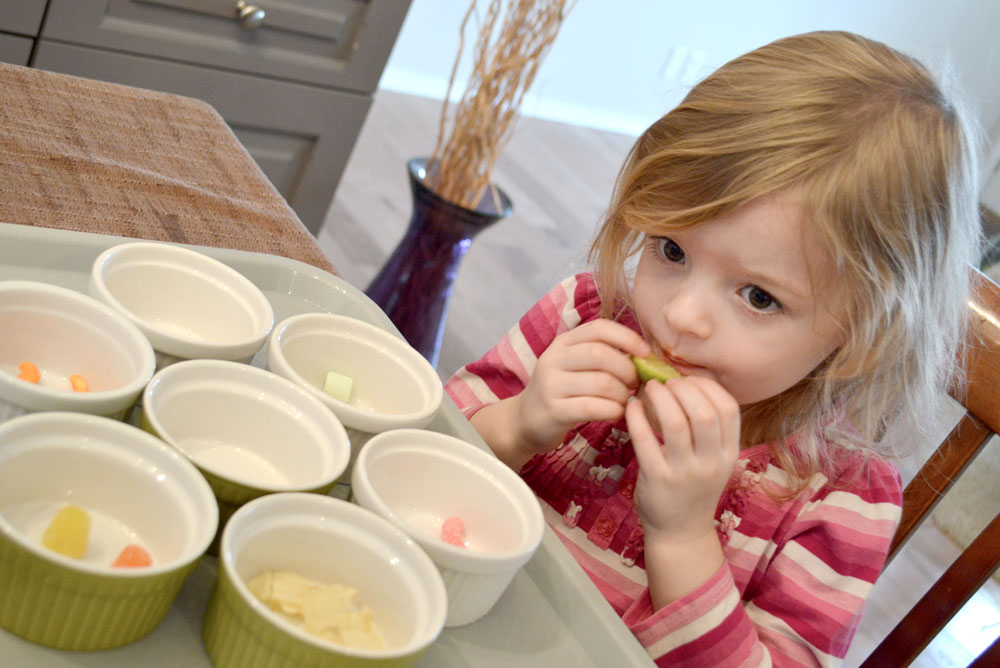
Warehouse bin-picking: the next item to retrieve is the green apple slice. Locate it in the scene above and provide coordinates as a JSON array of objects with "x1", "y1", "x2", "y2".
[
  {"x1": 322, "y1": 370, "x2": 354, "y2": 402},
  {"x1": 632, "y1": 354, "x2": 682, "y2": 383}
]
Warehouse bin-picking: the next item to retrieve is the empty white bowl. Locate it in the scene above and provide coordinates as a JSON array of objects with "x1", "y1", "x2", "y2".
[
  {"x1": 266, "y1": 313, "x2": 443, "y2": 462},
  {"x1": 90, "y1": 241, "x2": 274, "y2": 366},
  {"x1": 0, "y1": 412, "x2": 218, "y2": 649},
  {"x1": 0, "y1": 280, "x2": 156, "y2": 422},
  {"x1": 141, "y1": 359, "x2": 351, "y2": 526},
  {"x1": 203, "y1": 492, "x2": 447, "y2": 668},
  {"x1": 351, "y1": 429, "x2": 545, "y2": 626}
]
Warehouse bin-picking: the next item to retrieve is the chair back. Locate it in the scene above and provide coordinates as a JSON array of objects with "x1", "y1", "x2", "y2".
[{"x1": 860, "y1": 269, "x2": 1000, "y2": 667}]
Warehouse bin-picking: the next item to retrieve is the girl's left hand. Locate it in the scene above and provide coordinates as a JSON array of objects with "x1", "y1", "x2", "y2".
[{"x1": 626, "y1": 376, "x2": 741, "y2": 546}]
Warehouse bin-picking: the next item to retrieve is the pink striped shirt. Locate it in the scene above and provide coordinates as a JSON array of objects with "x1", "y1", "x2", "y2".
[{"x1": 445, "y1": 273, "x2": 902, "y2": 667}]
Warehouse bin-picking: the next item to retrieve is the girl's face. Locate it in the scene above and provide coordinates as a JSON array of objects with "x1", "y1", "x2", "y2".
[{"x1": 631, "y1": 192, "x2": 845, "y2": 406}]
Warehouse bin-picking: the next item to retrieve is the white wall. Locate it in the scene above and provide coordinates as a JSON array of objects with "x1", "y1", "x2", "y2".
[{"x1": 380, "y1": 0, "x2": 1000, "y2": 160}]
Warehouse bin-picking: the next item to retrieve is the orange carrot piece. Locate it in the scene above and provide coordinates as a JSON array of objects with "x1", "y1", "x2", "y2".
[
  {"x1": 18, "y1": 361, "x2": 40, "y2": 383},
  {"x1": 69, "y1": 374, "x2": 89, "y2": 392},
  {"x1": 112, "y1": 544, "x2": 152, "y2": 568}
]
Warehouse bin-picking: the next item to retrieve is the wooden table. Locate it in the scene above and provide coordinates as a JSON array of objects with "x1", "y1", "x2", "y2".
[{"x1": 0, "y1": 61, "x2": 334, "y2": 273}]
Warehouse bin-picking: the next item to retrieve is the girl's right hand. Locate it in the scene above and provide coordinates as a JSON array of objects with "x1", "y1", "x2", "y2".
[{"x1": 509, "y1": 318, "x2": 650, "y2": 459}]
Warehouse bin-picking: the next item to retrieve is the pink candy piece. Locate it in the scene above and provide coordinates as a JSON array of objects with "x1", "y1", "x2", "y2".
[{"x1": 441, "y1": 516, "x2": 466, "y2": 548}]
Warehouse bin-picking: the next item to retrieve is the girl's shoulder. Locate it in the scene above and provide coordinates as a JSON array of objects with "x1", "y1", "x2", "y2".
[
  {"x1": 553, "y1": 272, "x2": 639, "y2": 331},
  {"x1": 564, "y1": 272, "x2": 603, "y2": 322},
  {"x1": 745, "y1": 439, "x2": 903, "y2": 506},
  {"x1": 825, "y1": 447, "x2": 903, "y2": 505},
  {"x1": 532, "y1": 273, "x2": 605, "y2": 329}
]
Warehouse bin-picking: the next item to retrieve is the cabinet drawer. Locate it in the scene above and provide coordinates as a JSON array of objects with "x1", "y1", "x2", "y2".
[
  {"x1": 0, "y1": 33, "x2": 34, "y2": 66},
  {"x1": 1, "y1": 0, "x2": 48, "y2": 36},
  {"x1": 34, "y1": 40, "x2": 371, "y2": 232},
  {"x1": 41, "y1": 0, "x2": 411, "y2": 93}
]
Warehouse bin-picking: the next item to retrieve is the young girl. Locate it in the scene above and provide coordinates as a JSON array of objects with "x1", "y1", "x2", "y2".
[{"x1": 445, "y1": 31, "x2": 982, "y2": 666}]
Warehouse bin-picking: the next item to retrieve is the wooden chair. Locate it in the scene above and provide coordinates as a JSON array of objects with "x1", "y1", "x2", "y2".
[{"x1": 860, "y1": 268, "x2": 1000, "y2": 667}]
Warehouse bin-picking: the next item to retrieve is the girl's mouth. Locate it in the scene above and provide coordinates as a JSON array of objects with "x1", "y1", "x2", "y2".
[{"x1": 661, "y1": 350, "x2": 704, "y2": 374}]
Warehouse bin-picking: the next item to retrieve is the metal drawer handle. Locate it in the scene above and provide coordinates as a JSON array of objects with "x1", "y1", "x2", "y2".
[{"x1": 235, "y1": 1, "x2": 266, "y2": 29}]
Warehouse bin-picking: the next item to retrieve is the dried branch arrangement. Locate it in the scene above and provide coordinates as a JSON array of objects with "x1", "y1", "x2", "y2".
[{"x1": 427, "y1": 0, "x2": 573, "y2": 210}]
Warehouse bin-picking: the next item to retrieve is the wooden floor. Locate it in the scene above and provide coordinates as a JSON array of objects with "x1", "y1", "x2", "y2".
[
  {"x1": 316, "y1": 89, "x2": 631, "y2": 380},
  {"x1": 316, "y1": 89, "x2": 1000, "y2": 666}
]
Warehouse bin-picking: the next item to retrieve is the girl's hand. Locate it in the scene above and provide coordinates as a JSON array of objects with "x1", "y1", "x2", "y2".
[
  {"x1": 506, "y1": 319, "x2": 649, "y2": 464},
  {"x1": 626, "y1": 376, "x2": 740, "y2": 607},
  {"x1": 626, "y1": 375, "x2": 740, "y2": 549}
]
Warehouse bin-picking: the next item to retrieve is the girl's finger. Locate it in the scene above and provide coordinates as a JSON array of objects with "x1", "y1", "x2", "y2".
[
  {"x1": 642, "y1": 379, "x2": 693, "y2": 459},
  {"x1": 625, "y1": 396, "x2": 666, "y2": 474},
  {"x1": 563, "y1": 370, "x2": 634, "y2": 404},
  {"x1": 561, "y1": 318, "x2": 650, "y2": 358},
  {"x1": 558, "y1": 342, "x2": 644, "y2": 385},
  {"x1": 665, "y1": 378, "x2": 724, "y2": 457},
  {"x1": 686, "y1": 376, "x2": 741, "y2": 458},
  {"x1": 556, "y1": 395, "x2": 634, "y2": 424},
  {"x1": 540, "y1": 364, "x2": 634, "y2": 404}
]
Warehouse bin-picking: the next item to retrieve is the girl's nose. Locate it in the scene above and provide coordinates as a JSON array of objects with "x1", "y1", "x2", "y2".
[{"x1": 662, "y1": 280, "x2": 712, "y2": 339}]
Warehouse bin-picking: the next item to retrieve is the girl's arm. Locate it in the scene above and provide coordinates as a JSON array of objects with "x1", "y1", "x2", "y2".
[
  {"x1": 468, "y1": 395, "x2": 534, "y2": 469},
  {"x1": 622, "y1": 441, "x2": 903, "y2": 666}
]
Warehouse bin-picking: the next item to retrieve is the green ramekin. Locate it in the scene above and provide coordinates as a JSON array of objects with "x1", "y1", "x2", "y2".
[
  {"x1": 0, "y1": 532, "x2": 199, "y2": 650},
  {"x1": 202, "y1": 493, "x2": 447, "y2": 668}
]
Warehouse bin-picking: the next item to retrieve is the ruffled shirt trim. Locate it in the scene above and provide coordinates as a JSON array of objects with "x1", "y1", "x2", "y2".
[{"x1": 523, "y1": 430, "x2": 777, "y2": 568}]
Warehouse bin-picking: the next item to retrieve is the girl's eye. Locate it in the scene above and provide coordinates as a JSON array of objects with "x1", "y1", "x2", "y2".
[
  {"x1": 741, "y1": 285, "x2": 780, "y2": 312},
  {"x1": 656, "y1": 237, "x2": 685, "y2": 263}
]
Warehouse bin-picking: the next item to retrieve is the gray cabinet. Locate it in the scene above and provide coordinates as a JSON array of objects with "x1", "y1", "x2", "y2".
[
  {"x1": 10, "y1": 0, "x2": 411, "y2": 235},
  {"x1": 0, "y1": 33, "x2": 33, "y2": 66},
  {"x1": 0, "y1": 0, "x2": 46, "y2": 65},
  {"x1": 0, "y1": 0, "x2": 47, "y2": 36}
]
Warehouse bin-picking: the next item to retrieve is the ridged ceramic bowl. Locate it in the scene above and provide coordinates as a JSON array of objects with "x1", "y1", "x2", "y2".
[
  {"x1": 90, "y1": 241, "x2": 274, "y2": 367},
  {"x1": 0, "y1": 412, "x2": 218, "y2": 650},
  {"x1": 203, "y1": 493, "x2": 447, "y2": 668},
  {"x1": 266, "y1": 313, "x2": 443, "y2": 469},
  {"x1": 351, "y1": 429, "x2": 545, "y2": 626},
  {"x1": 0, "y1": 280, "x2": 156, "y2": 422},
  {"x1": 141, "y1": 360, "x2": 351, "y2": 530}
]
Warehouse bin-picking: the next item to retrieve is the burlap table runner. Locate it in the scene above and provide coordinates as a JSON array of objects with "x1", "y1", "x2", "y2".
[{"x1": 0, "y1": 62, "x2": 334, "y2": 273}]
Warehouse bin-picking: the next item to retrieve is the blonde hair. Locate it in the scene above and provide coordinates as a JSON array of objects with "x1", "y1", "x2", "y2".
[{"x1": 591, "y1": 31, "x2": 982, "y2": 487}]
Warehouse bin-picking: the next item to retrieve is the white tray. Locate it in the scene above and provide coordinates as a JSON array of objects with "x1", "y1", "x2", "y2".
[{"x1": 0, "y1": 223, "x2": 653, "y2": 667}]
